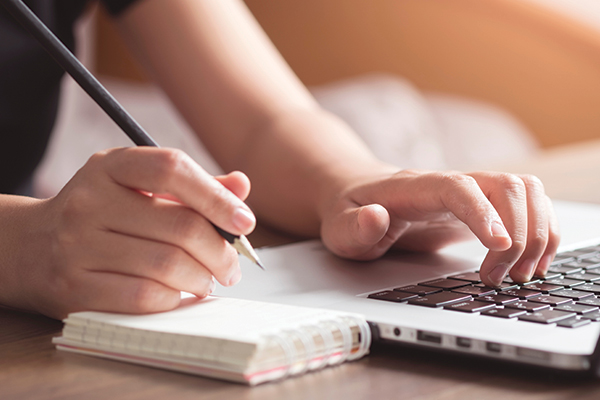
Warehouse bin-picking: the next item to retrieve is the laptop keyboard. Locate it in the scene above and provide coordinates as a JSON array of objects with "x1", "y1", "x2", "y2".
[{"x1": 367, "y1": 245, "x2": 600, "y2": 328}]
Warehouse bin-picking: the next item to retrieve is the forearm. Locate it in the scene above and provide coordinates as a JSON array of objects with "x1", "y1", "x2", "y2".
[
  {"x1": 115, "y1": 0, "x2": 316, "y2": 166},
  {"x1": 115, "y1": 0, "x2": 396, "y2": 235},
  {"x1": 237, "y1": 107, "x2": 397, "y2": 236}
]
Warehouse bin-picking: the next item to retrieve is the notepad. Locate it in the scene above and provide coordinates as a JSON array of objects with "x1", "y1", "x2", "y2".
[{"x1": 52, "y1": 296, "x2": 371, "y2": 385}]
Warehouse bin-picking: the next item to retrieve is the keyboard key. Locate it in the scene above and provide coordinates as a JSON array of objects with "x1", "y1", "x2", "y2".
[
  {"x1": 474, "y1": 282, "x2": 519, "y2": 291},
  {"x1": 524, "y1": 283, "x2": 564, "y2": 293},
  {"x1": 560, "y1": 250, "x2": 599, "y2": 259},
  {"x1": 572, "y1": 284, "x2": 600, "y2": 295},
  {"x1": 567, "y1": 273, "x2": 600, "y2": 282},
  {"x1": 451, "y1": 286, "x2": 496, "y2": 297},
  {"x1": 581, "y1": 311, "x2": 600, "y2": 322},
  {"x1": 368, "y1": 290, "x2": 418, "y2": 302},
  {"x1": 477, "y1": 294, "x2": 519, "y2": 305},
  {"x1": 579, "y1": 259, "x2": 600, "y2": 269},
  {"x1": 549, "y1": 289, "x2": 594, "y2": 301},
  {"x1": 393, "y1": 285, "x2": 442, "y2": 296},
  {"x1": 577, "y1": 297, "x2": 600, "y2": 307},
  {"x1": 543, "y1": 278, "x2": 585, "y2": 288},
  {"x1": 563, "y1": 260, "x2": 600, "y2": 268},
  {"x1": 522, "y1": 280, "x2": 542, "y2": 287},
  {"x1": 505, "y1": 301, "x2": 550, "y2": 312},
  {"x1": 501, "y1": 289, "x2": 541, "y2": 300},
  {"x1": 556, "y1": 318, "x2": 591, "y2": 328},
  {"x1": 503, "y1": 276, "x2": 540, "y2": 285},
  {"x1": 583, "y1": 266, "x2": 600, "y2": 274},
  {"x1": 408, "y1": 292, "x2": 472, "y2": 308},
  {"x1": 444, "y1": 300, "x2": 496, "y2": 313},
  {"x1": 528, "y1": 295, "x2": 573, "y2": 306},
  {"x1": 577, "y1": 246, "x2": 600, "y2": 253},
  {"x1": 481, "y1": 308, "x2": 526, "y2": 319},
  {"x1": 534, "y1": 272, "x2": 562, "y2": 280},
  {"x1": 554, "y1": 303, "x2": 598, "y2": 315},
  {"x1": 448, "y1": 272, "x2": 481, "y2": 283},
  {"x1": 550, "y1": 256, "x2": 575, "y2": 265},
  {"x1": 419, "y1": 278, "x2": 470, "y2": 290},
  {"x1": 547, "y1": 265, "x2": 582, "y2": 275},
  {"x1": 518, "y1": 309, "x2": 576, "y2": 324}
]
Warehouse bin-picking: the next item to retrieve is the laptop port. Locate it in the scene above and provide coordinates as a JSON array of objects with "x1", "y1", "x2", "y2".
[
  {"x1": 456, "y1": 337, "x2": 471, "y2": 348},
  {"x1": 516, "y1": 347, "x2": 550, "y2": 361},
  {"x1": 417, "y1": 330, "x2": 442, "y2": 344},
  {"x1": 486, "y1": 342, "x2": 502, "y2": 353}
]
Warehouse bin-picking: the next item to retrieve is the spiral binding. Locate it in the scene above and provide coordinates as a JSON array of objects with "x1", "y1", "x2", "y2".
[
  {"x1": 268, "y1": 314, "x2": 372, "y2": 379},
  {"x1": 267, "y1": 334, "x2": 297, "y2": 380}
]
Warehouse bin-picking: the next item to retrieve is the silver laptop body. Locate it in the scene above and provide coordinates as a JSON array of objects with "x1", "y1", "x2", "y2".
[{"x1": 214, "y1": 201, "x2": 600, "y2": 373}]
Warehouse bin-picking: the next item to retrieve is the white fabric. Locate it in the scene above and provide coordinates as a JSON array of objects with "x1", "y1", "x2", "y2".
[{"x1": 311, "y1": 74, "x2": 538, "y2": 171}]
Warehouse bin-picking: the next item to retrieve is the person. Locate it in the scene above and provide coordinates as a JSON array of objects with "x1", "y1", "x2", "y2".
[{"x1": 0, "y1": 0, "x2": 559, "y2": 320}]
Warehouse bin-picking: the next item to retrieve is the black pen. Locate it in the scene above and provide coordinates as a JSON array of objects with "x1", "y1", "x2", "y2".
[{"x1": 1, "y1": 0, "x2": 265, "y2": 270}]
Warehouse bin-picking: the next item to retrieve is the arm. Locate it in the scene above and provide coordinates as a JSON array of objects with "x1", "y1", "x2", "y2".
[
  {"x1": 114, "y1": 0, "x2": 560, "y2": 286},
  {"x1": 113, "y1": 0, "x2": 386, "y2": 235}
]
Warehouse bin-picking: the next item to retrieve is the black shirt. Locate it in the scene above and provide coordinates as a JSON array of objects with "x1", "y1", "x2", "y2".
[{"x1": 0, "y1": 0, "x2": 139, "y2": 195}]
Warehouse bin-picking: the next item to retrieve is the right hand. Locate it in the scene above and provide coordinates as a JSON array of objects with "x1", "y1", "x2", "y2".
[
  {"x1": 8, "y1": 147, "x2": 255, "y2": 319},
  {"x1": 319, "y1": 169, "x2": 560, "y2": 288}
]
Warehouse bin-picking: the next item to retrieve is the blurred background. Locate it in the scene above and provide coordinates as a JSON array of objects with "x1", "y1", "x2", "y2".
[{"x1": 34, "y1": 0, "x2": 600, "y2": 201}]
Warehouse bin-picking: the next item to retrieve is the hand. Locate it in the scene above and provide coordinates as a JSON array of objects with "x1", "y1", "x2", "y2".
[
  {"x1": 6, "y1": 147, "x2": 255, "y2": 319},
  {"x1": 320, "y1": 169, "x2": 560, "y2": 288}
]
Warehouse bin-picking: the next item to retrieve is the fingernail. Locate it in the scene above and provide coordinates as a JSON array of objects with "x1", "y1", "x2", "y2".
[
  {"x1": 515, "y1": 259, "x2": 536, "y2": 282},
  {"x1": 490, "y1": 221, "x2": 509, "y2": 238},
  {"x1": 233, "y1": 207, "x2": 256, "y2": 231},
  {"x1": 488, "y1": 264, "x2": 510, "y2": 287},
  {"x1": 536, "y1": 254, "x2": 553, "y2": 277},
  {"x1": 228, "y1": 268, "x2": 242, "y2": 286},
  {"x1": 209, "y1": 278, "x2": 216, "y2": 294}
]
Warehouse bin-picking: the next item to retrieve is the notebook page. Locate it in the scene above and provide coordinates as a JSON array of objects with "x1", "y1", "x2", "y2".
[{"x1": 65, "y1": 296, "x2": 364, "y2": 344}]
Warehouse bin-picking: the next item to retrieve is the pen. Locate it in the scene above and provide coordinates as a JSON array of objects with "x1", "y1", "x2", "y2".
[{"x1": 1, "y1": 0, "x2": 265, "y2": 270}]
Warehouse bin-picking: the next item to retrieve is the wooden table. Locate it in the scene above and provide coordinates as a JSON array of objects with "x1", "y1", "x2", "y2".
[{"x1": 4, "y1": 140, "x2": 600, "y2": 399}]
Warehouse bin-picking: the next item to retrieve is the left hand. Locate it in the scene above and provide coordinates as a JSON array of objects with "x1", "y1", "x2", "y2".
[{"x1": 319, "y1": 169, "x2": 560, "y2": 288}]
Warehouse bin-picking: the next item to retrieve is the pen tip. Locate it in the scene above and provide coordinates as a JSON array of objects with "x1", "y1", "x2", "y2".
[{"x1": 257, "y1": 260, "x2": 266, "y2": 270}]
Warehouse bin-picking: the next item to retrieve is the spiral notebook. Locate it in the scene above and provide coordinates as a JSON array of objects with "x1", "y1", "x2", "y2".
[{"x1": 52, "y1": 295, "x2": 371, "y2": 385}]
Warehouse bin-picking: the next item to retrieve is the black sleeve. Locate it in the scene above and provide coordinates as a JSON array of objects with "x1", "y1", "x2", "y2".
[{"x1": 101, "y1": 0, "x2": 141, "y2": 16}]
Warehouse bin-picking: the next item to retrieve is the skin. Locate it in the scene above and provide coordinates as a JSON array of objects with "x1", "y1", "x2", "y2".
[{"x1": 0, "y1": 0, "x2": 559, "y2": 320}]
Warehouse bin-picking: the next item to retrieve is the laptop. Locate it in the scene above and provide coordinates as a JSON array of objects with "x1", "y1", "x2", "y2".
[{"x1": 214, "y1": 200, "x2": 600, "y2": 375}]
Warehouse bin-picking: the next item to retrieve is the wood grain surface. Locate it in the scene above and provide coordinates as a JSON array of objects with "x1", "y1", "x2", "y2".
[
  {"x1": 2, "y1": 305, "x2": 600, "y2": 400},
  {"x1": 4, "y1": 140, "x2": 600, "y2": 398}
]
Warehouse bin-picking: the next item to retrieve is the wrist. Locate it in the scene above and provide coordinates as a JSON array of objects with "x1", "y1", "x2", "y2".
[
  {"x1": 0, "y1": 195, "x2": 51, "y2": 313},
  {"x1": 240, "y1": 106, "x2": 400, "y2": 236}
]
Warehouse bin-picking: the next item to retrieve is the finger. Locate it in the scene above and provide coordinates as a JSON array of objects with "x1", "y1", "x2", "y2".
[
  {"x1": 66, "y1": 272, "x2": 182, "y2": 317},
  {"x1": 150, "y1": 170, "x2": 251, "y2": 204},
  {"x1": 322, "y1": 202, "x2": 408, "y2": 260},
  {"x1": 470, "y1": 173, "x2": 529, "y2": 287},
  {"x1": 82, "y1": 231, "x2": 215, "y2": 297},
  {"x1": 507, "y1": 175, "x2": 550, "y2": 282},
  {"x1": 99, "y1": 147, "x2": 255, "y2": 236},
  {"x1": 215, "y1": 171, "x2": 251, "y2": 201},
  {"x1": 94, "y1": 185, "x2": 241, "y2": 286},
  {"x1": 534, "y1": 196, "x2": 561, "y2": 277},
  {"x1": 353, "y1": 171, "x2": 513, "y2": 252},
  {"x1": 392, "y1": 218, "x2": 475, "y2": 252}
]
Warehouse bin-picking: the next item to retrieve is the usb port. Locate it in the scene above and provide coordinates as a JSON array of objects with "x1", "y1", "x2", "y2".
[
  {"x1": 486, "y1": 342, "x2": 502, "y2": 353},
  {"x1": 456, "y1": 337, "x2": 471, "y2": 348},
  {"x1": 417, "y1": 330, "x2": 442, "y2": 344}
]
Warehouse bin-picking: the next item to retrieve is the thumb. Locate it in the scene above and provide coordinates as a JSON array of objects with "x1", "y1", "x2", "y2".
[{"x1": 322, "y1": 203, "x2": 392, "y2": 260}]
